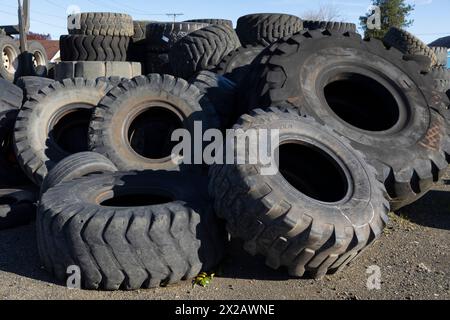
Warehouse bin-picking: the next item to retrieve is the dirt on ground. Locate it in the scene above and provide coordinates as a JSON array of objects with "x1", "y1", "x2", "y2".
[{"x1": 0, "y1": 185, "x2": 449, "y2": 300}]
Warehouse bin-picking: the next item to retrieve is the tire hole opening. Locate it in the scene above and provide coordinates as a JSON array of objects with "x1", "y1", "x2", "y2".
[
  {"x1": 128, "y1": 107, "x2": 183, "y2": 160},
  {"x1": 51, "y1": 108, "x2": 92, "y2": 154},
  {"x1": 324, "y1": 73, "x2": 400, "y2": 132},
  {"x1": 100, "y1": 193, "x2": 173, "y2": 207},
  {"x1": 278, "y1": 142, "x2": 349, "y2": 203},
  {"x1": 0, "y1": 196, "x2": 18, "y2": 206}
]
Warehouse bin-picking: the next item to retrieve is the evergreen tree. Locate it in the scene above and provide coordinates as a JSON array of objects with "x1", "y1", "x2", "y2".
[{"x1": 360, "y1": 0, "x2": 414, "y2": 39}]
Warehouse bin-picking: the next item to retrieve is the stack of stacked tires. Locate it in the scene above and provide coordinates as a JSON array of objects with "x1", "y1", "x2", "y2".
[
  {"x1": 0, "y1": 34, "x2": 49, "y2": 82},
  {"x1": 1, "y1": 11, "x2": 449, "y2": 292},
  {"x1": 56, "y1": 12, "x2": 142, "y2": 81}
]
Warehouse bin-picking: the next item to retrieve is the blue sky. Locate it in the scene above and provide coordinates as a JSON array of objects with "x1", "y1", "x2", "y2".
[{"x1": 0, "y1": 0, "x2": 448, "y2": 44}]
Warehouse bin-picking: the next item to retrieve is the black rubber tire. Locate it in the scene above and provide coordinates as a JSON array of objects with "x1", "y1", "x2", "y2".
[
  {"x1": 60, "y1": 35, "x2": 130, "y2": 62},
  {"x1": 303, "y1": 20, "x2": 356, "y2": 33},
  {"x1": 429, "y1": 36, "x2": 450, "y2": 48},
  {"x1": 0, "y1": 79, "x2": 30, "y2": 187},
  {"x1": 0, "y1": 36, "x2": 20, "y2": 82},
  {"x1": 216, "y1": 44, "x2": 266, "y2": 85},
  {"x1": 236, "y1": 13, "x2": 303, "y2": 46},
  {"x1": 144, "y1": 52, "x2": 172, "y2": 74},
  {"x1": 209, "y1": 108, "x2": 389, "y2": 279},
  {"x1": 430, "y1": 66, "x2": 450, "y2": 95},
  {"x1": 383, "y1": 27, "x2": 438, "y2": 67},
  {"x1": 146, "y1": 22, "x2": 210, "y2": 52},
  {"x1": 54, "y1": 61, "x2": 142, "y2": 81},
  {"x1": 189, "y1": 71, "x2": 237, "y2": 129},
  {"x1": 37, "y1": 171, "x2": 225, "y2": 290},
  {"x1": 89, "y1": 74, "x2": 219, "y2": 172},
  {"x1": 169, "y1": 25, "x2": 241, "y2": 80},
  {"x1": 15, "y1": 76, "x2": 55, "y2": 101},
  {"x1": 0, "y1": 188, "x2": 37, "y2": 231},
  {"x1": 14, "y1": 77, "x2": 119, "y2": 186},
  {"x1": 0, "y1": 78, "x2": 23, "y2": 108},
  {"x1": 245, "y1": 30, "x2": 450, "y2": 211},
  {"x1": 184, "y1": 19, "x2": 232, "y2": 28},
  {"x1": 40, "y1": 151, "x2": 118, "y2": 195},
  {"x1": 28, "y1": 41, "x2": 49, "y2": 77},
  {"x1": 68, "y1": 12, "x2": 134, "y2": 37},
  {"x1": 430, "y1": 46, "x2": 448, "y2": 67},
  {"x1": 132, "y1": 20, "x2": 153, "y2": 43}
]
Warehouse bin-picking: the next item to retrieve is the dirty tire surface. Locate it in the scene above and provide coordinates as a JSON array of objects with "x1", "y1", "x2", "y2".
[{"x1": 37, "y1": 171, "x2": 225, "y2": 290}]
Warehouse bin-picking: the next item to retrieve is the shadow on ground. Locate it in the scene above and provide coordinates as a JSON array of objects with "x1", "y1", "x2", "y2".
[
  {"x1": 399, "y1": 189, "x2": 450, "y2": 231},
  {"x1": 0, "y1": 223, "x2": 60, "y2": 286}
]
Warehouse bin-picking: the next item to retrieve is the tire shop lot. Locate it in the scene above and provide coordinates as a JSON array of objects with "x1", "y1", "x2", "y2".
[{"x1": 1, "y1": 184, "x2": 448, "y2": 300}]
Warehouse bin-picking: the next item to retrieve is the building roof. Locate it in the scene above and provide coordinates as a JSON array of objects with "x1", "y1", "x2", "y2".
[{"x1": 34, "y1": 40, "x2": 60, "y2": 60}]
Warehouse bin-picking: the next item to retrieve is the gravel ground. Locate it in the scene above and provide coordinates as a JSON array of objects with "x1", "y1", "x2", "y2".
[{"x1": 0, "y1": 186, "x2": 449, "y2": 300}]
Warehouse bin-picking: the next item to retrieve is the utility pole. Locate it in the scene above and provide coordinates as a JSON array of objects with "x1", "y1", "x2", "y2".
[
  {"x1": 17, "y1": 0, "x2": 33, "y2": 78},
  {"x1": 18, "y1": 0, "x2": 30, "y2": 53},
  {"x1": 166, "y1": 13, "x2": 184, "y2": 23}
]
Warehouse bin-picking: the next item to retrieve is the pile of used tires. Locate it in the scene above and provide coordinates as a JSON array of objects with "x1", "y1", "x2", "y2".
[{"x1": 1, "y1": 12, "x2": 449, "y2": 291}]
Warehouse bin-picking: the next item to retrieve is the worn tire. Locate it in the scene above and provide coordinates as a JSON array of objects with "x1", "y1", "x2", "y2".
[
  {"x1": 132, "y1": 20, "x2": 153, "y2": 43},
  {"x1": 28, "y1": 41, "x2": 49, "y2": 77},
  {"x1": 430, "y1": 46, "x2": 448, "y2": 67},
  {"x1": 384, "y1": 27, "x2": 438, "y2": 67},
  {"x1": 0, "y1": 36, "x2": 20, "y2": 82},
  {"x1": 40, "y1": 152, "x2": 118, "y2": 195},
  {"x1": 16, "y1": 76, "x2": 55, "y2": 101},
  {"x1": 144, "y1": 52, "x2": 172, "y2": 74},
  {"x1": 246, "y1": 30, "x2": 450, "y2": 211},
  {"x1": 0, "y1": 79, "x2": 30, "y2": 187},
  {"x1": 209, "y1": 108, "x2": 389, "y2": 279},
  {"x1": 216, "y1": 44, "x2": 265, "y2": 85},
  {"x1": 60, "y1": 35, "x2": 130, "y2": 62},
  {"x1": 169, "y1": 25, "x2": 241, "y2": 80},
  {"x1": 89, "y1": 74, "x2": 219, "y2": 172},
  {"x1": 37, "y1": 171, "x2": 225, "y2": 290},
  {"x1": 430, "y1": 66, "x2": 450, "y2": 95},
  {"x1": 185, "y1": 19, "x2": 232, "y2": 28},
  {"x1": 14, "y1": 78, "x2": 118, "y2": 185},
  {"x1": 0, "y1": 188, "x2": 37, "y2": 231},
  {"x1": 68, "y1": 12, "x2": 134, "y2": 37},
  {"x1": 54, "y1": 61, "x2": 142, "y2": 81},
  {"x1": 303, "y1": 20, "x2": 356, "y2": 33},
  {"x1": 146, "y1": 22, "x2": 209, "y2": 52},
  {"x1": 236, "y1": 13, "x2": 303, "y2": 46},
  {"x1": 190, "y1": 71, "x2": 237, "y2": 129}
]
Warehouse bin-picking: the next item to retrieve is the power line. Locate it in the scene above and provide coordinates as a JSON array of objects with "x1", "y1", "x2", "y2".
[
  {"x1": 44, "y1": 0, "x2": 67, "y2": 10},
  {"x1": 2, "y1": 2, "x2": 65, "y2": 20}
]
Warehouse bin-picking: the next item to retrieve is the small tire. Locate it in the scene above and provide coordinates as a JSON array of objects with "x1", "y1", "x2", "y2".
[
  {"x1": 0, "y1": 188, "x2": 37, "y2": 231},
  {"x1": 14, "y1": 78, "x2": 118, "y2": 185},
  {"x1": 236, "y1": 13, "x2": 303, "y2": 46},
  {"x1": 384, "y1": 27, "x2": 438, "y2": 67},
  {"x1": 60, "y1": 35, "x2": 130, "y2": 62},
  {"x1": 209, "y1": 108, "x2": 389, "y2": 279},
  {"x1": 216, "y1": 44, "x2": 266, "y2": 85},
  {"x1": 189, "y1": 71, "x2": 238, "y2": 129},
  {"x1": 28, "y1": 41, "x2": 49, "y2": 77},
  {"x1": 68, "y1": 12, "x2": 134, "y2": 37},
  {"x1": 303, "y1": 20, "x2": 356, "y2": 33},
  {"x1": 169, "y1": 25, "x2": 241, "y2": 80},
  {"x1": 89, "y1": 74, "x2": 219, "y2": 172},
  {"x1": 184, "y1": 19, "x2": 233, "y2": 28},
  {"x1": 54, "y1": 61, "x2": 142, "y2": 81},
  {"x1": 41, "y1": 151, "x2": 118, "y2": 195},
  {"x1": 37, "y1": 171, "x2": 225, "y2": 290},
  {"x1": 15, "y1": 76, "x2": 55, "y2": 101},
  {"x1": 0, "y1": 36, "x2": 20, "y2": 82}
]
